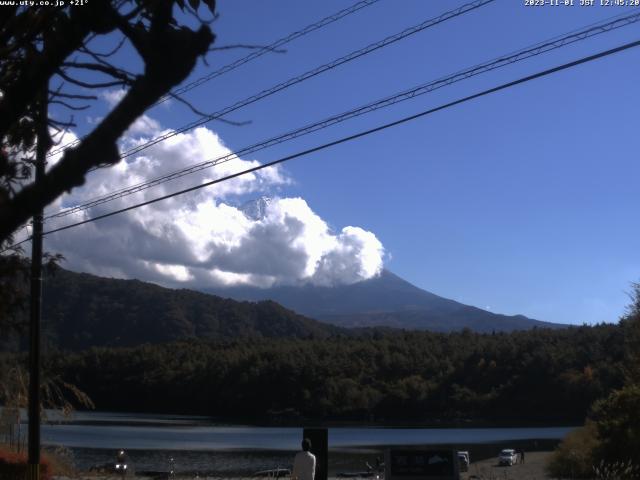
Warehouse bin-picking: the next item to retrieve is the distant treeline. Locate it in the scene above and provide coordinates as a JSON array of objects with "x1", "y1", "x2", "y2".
[{"x1": 22, "y1": 324, "x2": 626, "y2": 423}]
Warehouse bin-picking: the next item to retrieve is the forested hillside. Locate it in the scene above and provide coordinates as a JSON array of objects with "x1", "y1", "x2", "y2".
[
  {"x1": 28, "y1": 269, "x2": 341, "y2": 350},
  {"x1": 34, "y1": 324, "x2": 624, "y2": 423},
  {"x1": 4, "y1": 267, "x2": 560, "y2": 351}
]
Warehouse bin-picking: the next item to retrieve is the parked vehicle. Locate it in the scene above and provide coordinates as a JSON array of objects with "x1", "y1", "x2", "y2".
[
  {"x1": 498, "y1": 449, "x2": 518, "y2": 466},
  {"x1": 457, "y1": 451, "x2": 470, "y2": 472}
]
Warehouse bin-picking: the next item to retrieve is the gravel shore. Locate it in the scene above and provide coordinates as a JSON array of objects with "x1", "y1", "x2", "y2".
[
  {"x1": 52, "y1": 451, "x2": 555, "y2": 480},
  {"x1": 463, "y1": 451, "x2": 552, "y2": 479}
]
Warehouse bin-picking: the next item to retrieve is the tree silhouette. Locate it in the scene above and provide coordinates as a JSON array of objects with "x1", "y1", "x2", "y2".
[{"x1": 0, "y1": 0, "x2": 216, "y2": 245}]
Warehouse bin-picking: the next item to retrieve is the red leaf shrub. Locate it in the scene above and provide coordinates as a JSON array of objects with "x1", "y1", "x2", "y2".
[{"x1": 0, "y1": 447, "x2": 52, "y2": 480}]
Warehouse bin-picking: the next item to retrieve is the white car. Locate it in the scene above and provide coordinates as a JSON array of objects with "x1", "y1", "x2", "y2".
[{"x1": 498, "y1": 449, "x2": 518, "y2": 466}]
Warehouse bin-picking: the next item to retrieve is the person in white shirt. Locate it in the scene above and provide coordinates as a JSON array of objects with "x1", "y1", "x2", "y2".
[{"x1": 292, "y1": 438, "x2": 316, "y2": 480}]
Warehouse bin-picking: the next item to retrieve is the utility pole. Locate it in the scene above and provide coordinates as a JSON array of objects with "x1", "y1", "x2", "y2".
[{"x1": 28, "y1": 89, "x2": 48, "y2": 480}]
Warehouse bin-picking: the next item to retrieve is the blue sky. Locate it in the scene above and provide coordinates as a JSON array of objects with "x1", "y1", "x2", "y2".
[{"x1": 46, "y1": 0, "x2": 640, "y2": 325}]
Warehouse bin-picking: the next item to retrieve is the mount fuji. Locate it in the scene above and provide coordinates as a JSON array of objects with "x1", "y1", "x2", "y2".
[
  {"x1": 209, "y1": 270, "x2": 563, "y2": 332},
  {"x1": 206, "y1": 197, "x2": 564, "y2": 332}
]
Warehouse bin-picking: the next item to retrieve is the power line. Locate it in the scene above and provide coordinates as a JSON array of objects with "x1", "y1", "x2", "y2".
[
  {"x1": 164, "y1": 0, "x2": 383, "y2": 103},
  {"x1": 47, "y1": 0, "x2": 495, "y2": 162},
  {"x1": 44, "y1": 9, "x2": 640, "y2": 221},
  {"x1": 19, "y1": 38, "x2": 638, "y2": 247},
  {"x1": 46, "y1": 0, "x2": 383, "y2": 158},
  {"x1": 44, "y1": 8, "x2": 640, "y2": 220},
  {"x1": 45, "y1": 0, "x2": 496, "y2": 216},
  {"x1": 119, "y1": 0, "x2": 495, "y2": 159}
]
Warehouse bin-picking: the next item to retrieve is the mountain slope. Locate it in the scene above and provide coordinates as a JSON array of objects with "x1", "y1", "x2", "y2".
[
  {"x1": 37, "y1": 269, "x2": 341, "y2": 350},
  {"x1": 210, "y1": 270, "x2": 563, "y2": 332}
]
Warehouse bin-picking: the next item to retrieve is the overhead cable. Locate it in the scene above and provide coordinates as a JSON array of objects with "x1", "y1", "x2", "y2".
[
  {"x1": 20, "y1": 38, "x2": 638, "y2": 247},
  {"x1": 47, "y1": 0, "x2": 495, "y2": 161},
  {"x1": 47, "y1": 0, "x2": 384, "y2": 158},
  {"x1": 165, "y1": 0, "x2": 383, "y2": 103},
  {"x1": 44, "y1": 9, "x2": 640, "y2": 221}
]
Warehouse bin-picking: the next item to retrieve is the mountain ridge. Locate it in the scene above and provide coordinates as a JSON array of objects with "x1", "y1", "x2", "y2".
[
  {"x1": 209, "y1": 269, "x2": 564, "y2": 332},
  {"x1": 3, "y1": 267, "x2": 565, "y2": 353}
]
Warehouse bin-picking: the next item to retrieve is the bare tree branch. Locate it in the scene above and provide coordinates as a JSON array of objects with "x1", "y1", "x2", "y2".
[
  {"x1": 0, "y1": 4, "x2": 118, "y2": 139},
  {"x1": 47, "y1": 117, "x2": 76, "y2": 129},
  {"x1": 0, "y1": 2, "x2": 215, "y2": 242},
  {"x1": 49, "y1": 100, "x2": 90, "y2": 111},
  {"x1": 79, "y1": 35, "x2": 127, "y2": 58},
  {"x1": 168, "y1": 92, "x2": 251, "y2": 126},
  {"x1": 56, "y1": 69, "x2": 131, "y2": 89},
  {"x1": 49, "y1": 91, "x2": 98, "y2": 101},
  {"x1": 61, "y1": 61, "x2": 135, "y2": 83}
]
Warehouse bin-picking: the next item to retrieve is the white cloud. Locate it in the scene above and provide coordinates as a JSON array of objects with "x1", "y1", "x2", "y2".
[
  {"x1": 43, "y1": 117, "x2": 385, "y2": 289},
  {"x1": 195, "y1": 197, "x2": 385, "y2": 287},
  {"x1": 48, "y1": 129, "x2": 79, "y2": 170},
  {"x1": 86, "y1": 113, "x2": 160, "y2": 137},
  {"x1": 101, "y1": 89, "x2": 127, "y2": 107},
  {"x1": 311, "y1": 226, "x2": 385, "y2": 286},
  {"x1": 126, "y1": 114, "x2": 161, "y2": 137}
]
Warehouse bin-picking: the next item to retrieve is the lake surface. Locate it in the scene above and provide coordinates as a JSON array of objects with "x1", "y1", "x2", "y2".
[
  {"x1": 31, "y1": 412, "x2": 575, "y2": 474},
  {"x1": 41, "y1": 415, "x2": 573, "y2": 451}
]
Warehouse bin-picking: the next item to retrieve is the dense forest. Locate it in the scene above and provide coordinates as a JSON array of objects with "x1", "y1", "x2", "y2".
[
  {"x1": 9, "y1": 323, "x2": 624, "y2": 424},
  {"x1": 0, "y1": 263, "x2": 635, "y2": 430},
  {"x1": 2, "y1": 268, "x2": 342, "y2": 352}
]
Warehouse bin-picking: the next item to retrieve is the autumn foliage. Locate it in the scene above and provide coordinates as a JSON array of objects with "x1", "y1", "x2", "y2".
[{"x1": 0, "y1": 447, "x2": 52, "y2": 480}]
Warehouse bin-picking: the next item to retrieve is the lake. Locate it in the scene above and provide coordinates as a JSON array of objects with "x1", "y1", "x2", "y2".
[
  {"x1": 28, "y1": 411, "x2": 574, "y2": 474},
  {"x1": 40, "y1": 411, "x2": 573, "y2": 451}
]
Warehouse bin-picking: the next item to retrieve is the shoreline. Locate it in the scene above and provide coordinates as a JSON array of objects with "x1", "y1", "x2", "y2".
[
  {"x1": 53, "y1": 452, "x2": 555, "y2": 480},
  {"x1": 48, "y1": 440, "x2": 559, "y2": 480}
]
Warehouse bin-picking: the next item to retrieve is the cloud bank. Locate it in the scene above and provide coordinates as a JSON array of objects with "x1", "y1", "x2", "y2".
[{"x1": 43, "y1": 109, "x2": 385, "y2": 289}]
